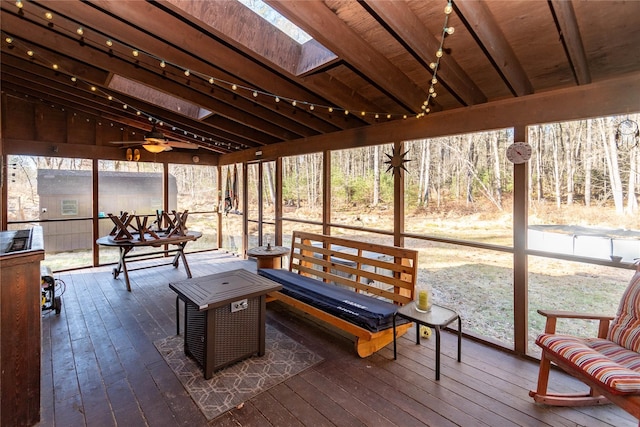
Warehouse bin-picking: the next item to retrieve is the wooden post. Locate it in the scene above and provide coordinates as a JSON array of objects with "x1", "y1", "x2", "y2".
[
  {"x1": 217, "y1": 165, "x2": 223, "y2": 249},
  {"x1": 275, "y1": 157, "x2": 283, "y2": 246},
  {"x1": 242, "y1": 162, "x2": 248, "y2": 257},
  {"x1": 323, "y1": 150, "x2": 331, "y2": 236},
  {"x1": 513, "y1": 125, "x2": 529, "y2": 355},
  {"x1": 394, "y1": 141, "x2": 405, "y2": 248}
]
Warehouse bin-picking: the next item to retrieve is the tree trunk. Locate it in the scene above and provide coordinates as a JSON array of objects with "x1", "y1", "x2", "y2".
[
  {"x1": 599, "y1": 117, "x2": 624, "y2": 214},
  {"x1": 490, "y1": 133, "x2": 502, "y2": 209}
]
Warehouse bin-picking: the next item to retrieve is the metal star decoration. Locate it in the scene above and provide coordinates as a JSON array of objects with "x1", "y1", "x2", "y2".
[{"x1": 384, "y1": 147, "x2": 411, "y2": 174}]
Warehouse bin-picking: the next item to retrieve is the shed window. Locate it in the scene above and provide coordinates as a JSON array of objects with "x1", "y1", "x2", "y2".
[{"x1": 61, "y1": 199, "x2": 78, "y2": 216}]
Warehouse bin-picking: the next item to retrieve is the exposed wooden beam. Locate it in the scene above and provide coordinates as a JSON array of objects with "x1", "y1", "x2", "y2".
[
  {"x1": 549, "y1": 0, "x2": 591, "y2": 85},
  {"x1": 85, "y1": 0, "x2": 366, "y2": 131},
  {"x1": 220, "y1": 73, "x2": 640, "y2": 165},
  {"x1": 364, "y1": 0, "x2": 486, "y2": 106},
  {"x1": 266, "y1": 0, "x2": 428, "y2": 112},
  {"x1": 0, "y1": 54, "x2": 250, "y2": 153},
  {"x1": 0, "y1": 12, "x2": 291, "y2": 146},
  {"x1": 453, "y1": 0, "x2": 533, "y2": 96},
  {"x1": 2, "y1": 138, "x2": 218, "y2": 165}
]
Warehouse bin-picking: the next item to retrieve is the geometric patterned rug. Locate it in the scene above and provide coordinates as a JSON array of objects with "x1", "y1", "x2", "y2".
[{"x1": 154, "y1": 324, "x2": 323, "y2": 420}]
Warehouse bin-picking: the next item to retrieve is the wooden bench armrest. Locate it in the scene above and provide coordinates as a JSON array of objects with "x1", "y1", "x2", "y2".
[{"x1": 537, "y1": 309, "x2": 615, "y2": 336}]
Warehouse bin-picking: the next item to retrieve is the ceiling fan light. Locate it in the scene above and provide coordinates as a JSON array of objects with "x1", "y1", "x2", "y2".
[{"x1": 142, "y1": 144, "x2": 167, "y2": 153}]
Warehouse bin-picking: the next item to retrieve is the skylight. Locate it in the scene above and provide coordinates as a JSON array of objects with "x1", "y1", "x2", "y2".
[
  {"x1": 236, "y1": 0, "x2": 312, "y2": 44},
  {"x1": 108, "y1": 75, "x2": 212, "y2": 120}
]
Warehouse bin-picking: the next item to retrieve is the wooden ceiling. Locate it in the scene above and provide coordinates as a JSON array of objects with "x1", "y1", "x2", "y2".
[{"x1": 2, "y1": 0, "x2": 640, "y2": 157}]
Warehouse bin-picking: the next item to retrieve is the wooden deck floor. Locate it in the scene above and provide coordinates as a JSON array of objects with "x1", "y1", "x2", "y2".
[{"x1": 37, "y1": 251, "x2": 637, "y2": 426}]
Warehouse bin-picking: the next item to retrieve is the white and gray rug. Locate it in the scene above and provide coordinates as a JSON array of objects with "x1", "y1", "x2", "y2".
[{"x1": 154, "y1": 324, "x2": 323, "y2": 420}]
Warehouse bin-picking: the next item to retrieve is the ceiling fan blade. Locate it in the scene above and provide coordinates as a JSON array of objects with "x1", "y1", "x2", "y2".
[
  {"x1": 109, "y1": 141, "x2": 145, "y2": 146},
  {"x1": 166, "y1": 141, "x2": 198, "y2": 149}
]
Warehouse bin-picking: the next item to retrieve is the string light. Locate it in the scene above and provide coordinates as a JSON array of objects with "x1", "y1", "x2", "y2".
[
  {"x1": 4, "y1": 1, "x2": 455, "y2": 128},
  {"x1": 419, "y1": 0, "x2": 455, "y2": 118}
]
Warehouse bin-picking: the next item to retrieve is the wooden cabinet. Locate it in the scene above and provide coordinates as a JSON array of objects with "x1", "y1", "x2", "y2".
[{"x1": 0, "y1": 227, "x2": 44, "y2": 427}]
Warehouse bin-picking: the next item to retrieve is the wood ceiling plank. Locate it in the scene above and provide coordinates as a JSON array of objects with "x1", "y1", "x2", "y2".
[
  {"x1": 266, "y1": 0, "x2": 428, "y2": 112},
  {"x1": 4, "y1": 2, "x2": 335, "y2": 138},
  {"x1": 1, "y1": 70, "x2": 232, "y2": 153},
  {"x1": 158, "y1": 0, "x2": 384, "y2": 125},
  {"x1": 0, "y1": 11, "x2": 291, "y2": 145},
  {"x1": 364, "y1": 0, "x2": 485, "y2": 107},
  {"x1": 86, "y1": 0, "x2": 365, "y2": 131},
  {"x1": 453, "y1": 0, "x2": 533, "y2": 97}
]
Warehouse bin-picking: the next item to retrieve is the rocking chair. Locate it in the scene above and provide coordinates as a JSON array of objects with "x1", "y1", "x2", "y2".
[{"x1": 530, "y1": 263, "x2": 640, "y2": 421}]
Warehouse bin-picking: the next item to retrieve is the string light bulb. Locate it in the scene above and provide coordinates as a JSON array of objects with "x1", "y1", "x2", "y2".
[
  {"x1": 444, "y1": 2, "x2": 453, "y2": 14},
  {"x1": 71, "y1": 76, "x2": 77, "y2": 82},
  {"x1": 26, "y1": 50, "x2": 34, "y2": 57},
  {"x1": 275, "y1": 96, "x2": 280, "y2": 103},
  {"x1": 445, "y1": 26, "x2": 455, "y2": 35},
  {"x1": 106, "y1": 39, "x2": 113, "y2": 47},
  {"x1": 231, "y1": 84, "x2": 237, "y2": 90},
  {"x1": 52, "y1": 64, "x2": 58, "y2": 70},
  {"x1": 209, "y1": 77, "x2": 214, "y2": 84},
  {"x1": 436, "y1": 49, "x2": 443, "y2": 58},
  {"x1": 292, "y1": 100, "x2": 297, "y2": 107},
  {"x1": 76, "y1": 27, "x2": 84, "y2": 36},
  {"x1": 328, "y1": 107, "x2": 333, "y2": 113},
  {"x1": 160, "y1": 60, "x2": 166, "y2": 68},
  {"x1": 15, "y1": 1, "x2": 23, "y2": 8},
  {"x1": 184, "y1": 69, "x2": 190, "y2": 76},
  {"x1": 132, "y1": 50, "x2": 139, "y2": 57},
  {"x1": 252, "y1": 91, "x2": 258, "y2": 97},
  {"x1": 45, "y1": 12, "x2": 53, "y2": 20},
  {"x1": 5, "y1": 37, "x2": 13, "y2": 44}
]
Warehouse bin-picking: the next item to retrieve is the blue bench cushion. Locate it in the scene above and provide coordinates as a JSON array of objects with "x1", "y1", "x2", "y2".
[{"x1": 259, "y1": 268, "x2": 405, "y2": 332}]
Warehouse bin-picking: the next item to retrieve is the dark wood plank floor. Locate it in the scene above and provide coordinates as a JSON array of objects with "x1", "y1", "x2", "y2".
[{"x1": 37, "y1": 251, "x2": 637, "y2": 426}]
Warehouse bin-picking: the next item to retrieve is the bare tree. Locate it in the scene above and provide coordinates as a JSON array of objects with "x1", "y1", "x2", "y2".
[{"x1": 599, "y1": 117, "x2": 624, "y2": 214}]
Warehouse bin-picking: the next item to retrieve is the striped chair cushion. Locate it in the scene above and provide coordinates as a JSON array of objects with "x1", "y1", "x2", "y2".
[
  {"x1": 537, "y1": 334, "x2": 640, "y2": 394},
  {"x1": 608, "y1": 270, "x2": 640, "y2": 352}
]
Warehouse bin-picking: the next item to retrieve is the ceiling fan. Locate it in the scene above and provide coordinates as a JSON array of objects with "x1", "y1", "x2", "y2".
[{"x1": 111, "y1": 124, "x2": 198, "y2": 153}]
